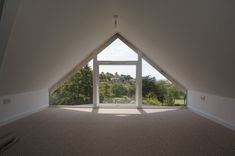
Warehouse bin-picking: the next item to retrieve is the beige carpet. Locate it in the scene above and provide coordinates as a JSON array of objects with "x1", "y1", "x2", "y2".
[
  {"x1": 0, "y1": 108, "x2": 234, "y2": 156},
  {"x1": 0, "y1": 132, "x2": 19, "y2": 153}
]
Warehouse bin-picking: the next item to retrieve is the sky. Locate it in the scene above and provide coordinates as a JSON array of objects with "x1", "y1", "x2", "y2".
[{"x1": 88, "y1": 38, "x2": 167, "y2": 80}]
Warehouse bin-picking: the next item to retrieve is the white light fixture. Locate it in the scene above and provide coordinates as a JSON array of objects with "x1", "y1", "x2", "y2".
[{"x1": 113, "y1": 14, "x2": 119, "y2": 28}]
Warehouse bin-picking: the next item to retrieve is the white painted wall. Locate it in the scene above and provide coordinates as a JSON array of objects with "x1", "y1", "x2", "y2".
[
  {"x1": 187, "y1": 90, "x2": 235, "y2": 130},
  {"x1": 0, "y1": 89, "x2": 49, "y2": 126},
  {"x1": 1, "y1": 0, "x2": 235, "y2": 99}
]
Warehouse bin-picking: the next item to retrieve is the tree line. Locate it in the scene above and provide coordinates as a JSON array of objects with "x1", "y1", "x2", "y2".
[{"x1": 50, "y1": 65, "x2": 185, "y2": 106}]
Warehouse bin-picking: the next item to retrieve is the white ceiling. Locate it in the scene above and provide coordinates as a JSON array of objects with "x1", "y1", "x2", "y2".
[{"x1": 0, "y1": 0, "x2": 235, "y2": 98}]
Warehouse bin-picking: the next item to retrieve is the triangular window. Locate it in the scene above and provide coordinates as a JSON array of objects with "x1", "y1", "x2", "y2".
[
  {"x1": 50, "y1": 33, "x2": 186, "y2": 107},
  {"x1": 142, "y1": 58, "x2": 186, "y2": 106},
  {"x1": 50, "y1": 60, "x2": 93, "y2": 105}
]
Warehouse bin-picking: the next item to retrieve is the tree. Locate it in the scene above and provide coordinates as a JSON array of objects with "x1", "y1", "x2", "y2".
[
  {"x1": 111, "y1": 84, "x2": 128, "y2": 97},
  {"x1": 51, "y1": 65, "x2": 93, "y2": 105},
  {"x1": 142, "y1": 76, "x2": 157, "y2": 97},
  {"x1": 165, "y1": 85, "x2": 180, "y2": 105},
  {"x1": 126, "y1": 84, "x2": 135, "y2": 98},
  {"x1": 105, "y1": 72, "x2": 114, "y2": 81},
  {"x1": 99, "y1": 72, "x2": 107, "y2": 82},
  {"x1": 155, "y1": 80, "x2": 170, "y2": 104},
  {"x1": 51, "y1": 66, "x2": 185, "y2": 106},
  {"x1": 120, "y1": 74, "x2": 133, "y2": 83},
  {"x1": 99, "y1": 82, "x2": 111, "y2": 102},
  {"x1": 142, "y1": 76, "x2": 169, "y2": 104}
]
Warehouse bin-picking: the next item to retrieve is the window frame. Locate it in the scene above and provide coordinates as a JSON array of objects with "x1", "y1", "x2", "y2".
[{"x1": 49, "y1": 33, "x2": 187, "y2": 107}]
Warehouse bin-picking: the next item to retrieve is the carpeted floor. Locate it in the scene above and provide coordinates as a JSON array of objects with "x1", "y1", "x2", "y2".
[{"x1": 0, "y1": 108, "x2": 234, "y2": 156}]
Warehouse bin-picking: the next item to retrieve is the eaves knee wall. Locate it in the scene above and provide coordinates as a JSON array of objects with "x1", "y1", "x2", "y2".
[
  {"x1": 187, "y1": 90, "x2": 235, "y2": 131},
  {"x1": 0, "y1": 89, "x2": 49, "y2": 126}
]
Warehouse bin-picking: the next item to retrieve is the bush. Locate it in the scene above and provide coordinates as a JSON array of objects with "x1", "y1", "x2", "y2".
[
  {"x1": 101, "y1": 96, "x2": 132, "y2": 104},
  {"x1": 164, "y1": 95, "x2": 174, "y2": 106},
  {"x1": 143, "y1": 98, "x2": 161, "y2": 106},
  {"x1": 113, "y1": 96, "x2": 132, "y2": 103},
  {"x1": 111, "y1": 84, "x2": 128, "y2": 97}
]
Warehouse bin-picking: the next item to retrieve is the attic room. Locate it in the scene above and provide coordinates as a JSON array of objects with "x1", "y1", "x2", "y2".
[{"x1": 0, "y1": 0, "x2": 234, "y2": 155}]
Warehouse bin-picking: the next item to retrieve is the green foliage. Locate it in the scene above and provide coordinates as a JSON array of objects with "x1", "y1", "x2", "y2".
[
  {"x1": 155, "y1": 80, "x2": 170, "y2": 103},
  {"x1": 50, "y1": 65, "x2": 186, "y2": 106},
  {"x1": 113, "y1": 96, "x2": 132, "y2": 103},
  {"x1": 142, "y1": 76, "x2": 169, "y2": 104},
  {"x1": 163, "y1": 85, "x2": 185, "y2": 106},
  {"x1": 99, "y1": 72, "x2": 135, "y2": 104},
  {"x1": 143, "y1": 97, "x2": 161, "y2": 105},
  {"x1": 99, "y1": 82, "x2": 111, "y2": 102},
  {"x1": 142, "y1": 76, "x2": 185, "y2": 106},
  {"x1": 50, "y1": 65, "x2": 93, "y2": 105},
  {"x1": 142, "y1": 76, "x2": 156, "y2": 97},
  {"x1": 164, "y1": 85, "x2": 180, "y2": 105},
  {"x1": 111, "y1": 84, "x2": 128, "y2": 97}
]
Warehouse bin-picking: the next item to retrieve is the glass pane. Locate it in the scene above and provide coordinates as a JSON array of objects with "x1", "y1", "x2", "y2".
[
  {"x1": 97, "y1": 38, "x2": 138, "y2": 61},
  {"x1": 142, "y1": 58, "x2": 186, "y2": 106},
  {"x1": 50, "y1": 59, "x2": 93, "y2": 105},
  {"x1": 99, "y1": 65, "x2": 136, "y2": 104}
]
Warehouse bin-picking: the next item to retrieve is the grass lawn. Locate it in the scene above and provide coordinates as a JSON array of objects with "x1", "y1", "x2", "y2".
[
  {"x1": 143, "y1": 98, "x2": 186, "y2": 106},
  {"x1": 174, "y1": 99, "x2": 185, "y2": 106}
]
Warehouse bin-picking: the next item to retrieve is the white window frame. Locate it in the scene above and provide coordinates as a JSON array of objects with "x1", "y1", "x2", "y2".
[
  {"x1": 93, "y1": 54, "x2": 142, "y2": 108},
  {"x1": 50, "y1": 33, "x2": 187, "y2": 107}
]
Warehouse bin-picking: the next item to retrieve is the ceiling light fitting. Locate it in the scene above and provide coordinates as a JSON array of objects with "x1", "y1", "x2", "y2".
[{"x1": 113, "y1": 14, "x2": 119, "y2": 28}]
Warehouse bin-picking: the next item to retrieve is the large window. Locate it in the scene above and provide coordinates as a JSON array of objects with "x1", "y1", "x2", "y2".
[{"x1": 50, "y1": 34, "x2": 186, "y2": 107}]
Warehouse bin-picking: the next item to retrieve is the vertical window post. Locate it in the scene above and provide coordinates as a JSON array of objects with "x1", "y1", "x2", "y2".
[
  {"x1": 93, "y1": 55, "x2": 99, "y2": 108},
  {"x1": 136, "y1": 53, "x2": 142, "y2": 108}
]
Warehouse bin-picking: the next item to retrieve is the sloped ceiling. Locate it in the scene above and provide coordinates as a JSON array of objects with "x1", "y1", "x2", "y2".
[{"x1": 0, "y1": 0, "x2": 235, "y2": 98}]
